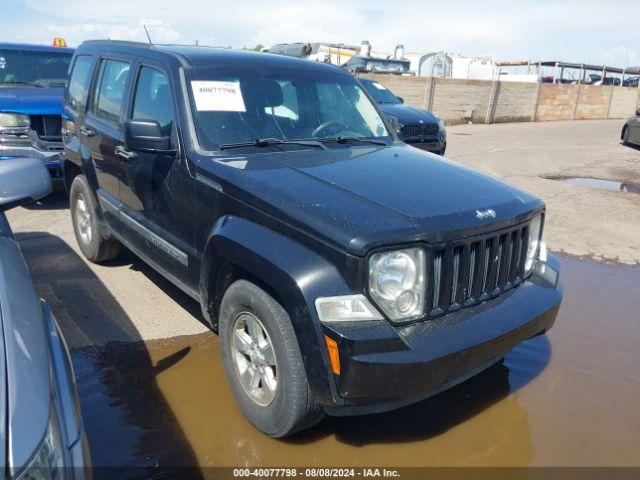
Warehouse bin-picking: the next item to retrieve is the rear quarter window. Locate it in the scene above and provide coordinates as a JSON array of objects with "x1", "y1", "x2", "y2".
[{"x1": 67, "y1": 55, "x2": 94, "y2": 113}]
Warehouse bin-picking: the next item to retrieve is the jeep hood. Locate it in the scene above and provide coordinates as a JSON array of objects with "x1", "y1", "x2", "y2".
[
  {"x1": 212, "y1": 143, "x2": 542, "y2": 255},
  {"x1": 378, "y1": 103, "x2": 439, "y2": 125},
  {"x1": 0, "y1": 87, "x2": 64, "y2": 115}
]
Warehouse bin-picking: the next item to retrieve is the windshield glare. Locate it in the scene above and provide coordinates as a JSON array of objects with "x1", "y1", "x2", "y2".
[
  {"x1": 0, "y1": 49, "x2": 72, "y2": 87},
  {"x1": 188, "y1": 67, "x2": 390, "y2": 150},
  {"x1": 360, "y1": 80, "x2": 400, "y2": 104}
]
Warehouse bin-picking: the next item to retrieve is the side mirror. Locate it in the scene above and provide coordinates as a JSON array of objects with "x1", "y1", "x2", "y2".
[
  {"x1": 0, "y1": 157, "x2": 52, "y2": 211},
  {"x1": 636, "y1": 107, "x2": 640, "y2": 117},
  {"x1": 397, "y1": 96, "x2": 404, "y2": 104},
  {"x1": 124, "y1": 119, "x2": 173, "y2": 153}
]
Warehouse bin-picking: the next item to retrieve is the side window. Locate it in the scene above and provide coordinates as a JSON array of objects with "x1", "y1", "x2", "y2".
[
  {"x1": 67, "y1": 55, "x2": 94, "y2": 113},
  {"x1": 132, "y1": 66, "x2": 173, "y2": 135},
  {"x1": 92, "y1": 59, "x2": 130, "y2": 125}
]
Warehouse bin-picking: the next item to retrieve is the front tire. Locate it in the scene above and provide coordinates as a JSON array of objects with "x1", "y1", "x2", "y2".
[
  {"x1": 69, "y1": 174, "x2": 120, "y2": 263},
  {"x1": 219, "y1": 280, "x2": 324, "y2": 437}
]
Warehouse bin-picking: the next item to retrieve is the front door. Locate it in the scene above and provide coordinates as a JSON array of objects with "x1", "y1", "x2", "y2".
[
  {"x1": 118, "y1": 63, "x2": 196, "y2": 294},
  {"x1": 84, "y1": 57, "x2": 132, "y2": 220}
]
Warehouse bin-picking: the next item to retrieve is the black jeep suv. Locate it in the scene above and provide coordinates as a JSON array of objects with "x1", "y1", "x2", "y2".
[{"x1": 62, "y1": 40, "x2": 562, "y2": 437}]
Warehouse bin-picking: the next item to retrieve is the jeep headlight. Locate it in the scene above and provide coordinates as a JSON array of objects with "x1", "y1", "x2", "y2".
[
  {"x1": 525, "y1": 214, "x2": 543, "y2": 273},
  {"x1": 437, "y1": 117, "x2": 445, "y2": 131},
  {"x1": 0, "y1": 112, "x2": 30, "y2": 127},
  {"x1": 369, "y1": 248, "x2": 425, "y2": 321},
  {"x1": 14, "y1": 406, "x2": 65, "y2": 480}
]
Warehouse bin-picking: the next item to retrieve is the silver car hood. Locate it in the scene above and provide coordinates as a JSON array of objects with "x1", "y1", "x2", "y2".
[{"x1": 0, "y1": 219, "x2": 51, "y2": 474}]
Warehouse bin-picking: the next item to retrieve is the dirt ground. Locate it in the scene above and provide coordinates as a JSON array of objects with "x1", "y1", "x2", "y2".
[
  {"x1": 446, "y1": 119, "x2": 640, "y2": 265},
  {"x1": 7, "y1": 118, "x2": 640, "y2": 346}
]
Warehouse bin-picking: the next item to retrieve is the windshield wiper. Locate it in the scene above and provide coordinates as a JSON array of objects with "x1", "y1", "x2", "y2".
[
  {"x1": 0, "y1": 81, "x2": 44, "y2": 87},
  {"x1": 219, "y1": 138, "x2": 327, "y2": 151},
  {"x1": 320, "y1": 137, "x2": 388, "y2": 146}
]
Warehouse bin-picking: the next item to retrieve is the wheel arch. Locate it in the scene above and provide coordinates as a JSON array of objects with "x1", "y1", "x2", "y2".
[
  {"x1": 62, "y1": 158, "x2": 83, "y2": 195},
  {"x1": 199, "y1": 215, "x2": 352, "y2": 405}
]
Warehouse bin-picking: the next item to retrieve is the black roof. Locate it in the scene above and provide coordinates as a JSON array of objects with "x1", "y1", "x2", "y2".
[{"x1": 76, "y1": 40, "x2": 349, "y2": 74}]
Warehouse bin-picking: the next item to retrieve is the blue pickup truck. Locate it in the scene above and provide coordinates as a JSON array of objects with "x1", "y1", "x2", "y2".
[{"x1": 0, "y1": 43, "x2": 74, "y2": 182}]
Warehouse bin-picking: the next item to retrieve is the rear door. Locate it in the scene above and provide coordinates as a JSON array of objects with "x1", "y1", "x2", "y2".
[
  {"x1": 64, "y1": 54, "x2": 96, "y2": 173},
  {"x1": 83, "y1": 57, "x2": 132, "y2": 217}
]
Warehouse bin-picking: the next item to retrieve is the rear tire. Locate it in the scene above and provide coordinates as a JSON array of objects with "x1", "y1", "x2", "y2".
[
  {"x1": 219, "y1": 280, "x2": 324, "y2": 437},
  {"x1": 622, "y1": 126, "x2": 630, "y2": 145},
  {"x1": 69, "y1": 174, "x2": 120, "y2": 263}
]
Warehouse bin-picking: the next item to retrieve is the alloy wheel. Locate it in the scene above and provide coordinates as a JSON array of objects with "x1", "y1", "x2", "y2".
[
  {"x1": 74, "y1": 193, "x2": 92, "y2": 244},
  {"x1": 231, "y1": 312, "x2": 278, "y2": 406}
]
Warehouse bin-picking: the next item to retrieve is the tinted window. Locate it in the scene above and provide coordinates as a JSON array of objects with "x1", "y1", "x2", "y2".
[
  {"x1": 132, "y1": 67, "x2": 173, "y2": 135},
  {"x1": 0, "y1": 48, "x2": 72, "y2": 87},
  {"x1": 360, "y1": 79, "x2": 400, "y2": 104},
  {"x1": 68, "y1": 56, "x2": 94, "y2": 112},
  {"x1": 93, "y1": 59, "x2": 130, "y2": 125}
]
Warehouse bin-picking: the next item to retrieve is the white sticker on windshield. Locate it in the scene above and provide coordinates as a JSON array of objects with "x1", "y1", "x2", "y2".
[
  {"x1": 0, "y1": 57, "x2": 6, "y2": 69},
  {"x1": 191, "y1": 81, "x2": 246, "y2": 112},
  {"x1": 372, "y1": 82, "x2": 387, "y2": 90}
]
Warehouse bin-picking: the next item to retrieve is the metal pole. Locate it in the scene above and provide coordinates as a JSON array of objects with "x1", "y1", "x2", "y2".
[
  {"x1": 572, "y1": 65, "x2": 583, "y2": 120},
  {"x1": 486, "y1": 74, "x2": 501, "y2": 124}
]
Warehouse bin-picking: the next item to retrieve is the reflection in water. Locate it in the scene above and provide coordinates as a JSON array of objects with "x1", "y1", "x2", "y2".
[
  {"x1": 14, "y1": 232, "x2": 203, "y2": 480},
  {"x1": 75, "y1": 334, "x2": 544, "y2": 469},
  {"x1": 26, "y1": 235, "x2": 640, "y2": 470},
  {"x1": 552, "y1": 176, "x2": 640, "y2": 195}
]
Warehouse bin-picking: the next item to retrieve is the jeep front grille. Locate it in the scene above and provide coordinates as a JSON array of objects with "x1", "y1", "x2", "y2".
[
  {"x1": 426, "y1": 222, "x2": 531, "y2": 318},
  {"x1": 401, "y1": 122, "x2": 439, "y2": 138}
]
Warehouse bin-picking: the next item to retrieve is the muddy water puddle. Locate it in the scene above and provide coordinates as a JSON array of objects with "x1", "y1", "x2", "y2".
[
  {"x1": 72, "y1": 255, "x2": 640, "y2": 476},
  {"x1": 547, "y1": 176, "x2": 640, "y2": 194}
]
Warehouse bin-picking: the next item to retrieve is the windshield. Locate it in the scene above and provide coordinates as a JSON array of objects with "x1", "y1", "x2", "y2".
[
  {"x1": 0, "y1": 48, "x2": 72, "y2": 87},
  {"x1": 188, "y1": 66, "x2": 390, "y2": 150},
  {"x1": 359, "y1": 79, "x2": 401, "y2": 104}
]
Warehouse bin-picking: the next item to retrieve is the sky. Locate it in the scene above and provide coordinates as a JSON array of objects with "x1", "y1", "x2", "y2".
[{"x1": 2, "y1": 0, "x2": 639, "y2": 68}]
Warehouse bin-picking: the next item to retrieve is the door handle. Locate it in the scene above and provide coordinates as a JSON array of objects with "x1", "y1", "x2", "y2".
[
  {"x1": 114, "y1": 145, "x2": 136, "y2": 161},
  {"x1": 79, "y1": 126, "x2": 95, "y2": 137}
]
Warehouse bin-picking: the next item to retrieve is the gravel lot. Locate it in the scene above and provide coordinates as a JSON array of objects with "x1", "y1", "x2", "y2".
[
  {"x1": 446, "y1": 119, "x2": 640, "y2": 265},
  {"x1": 7, "y1": 119, "x2": 639, "y2": 345}
]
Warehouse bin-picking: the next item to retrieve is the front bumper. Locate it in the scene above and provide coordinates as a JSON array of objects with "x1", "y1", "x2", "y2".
[
  {"x1": 401, "y1": 134, "x2": 446, "y2": 155},
  {"x1": 321, "y1": 255, "x2": 562, "y2": 415},
  {"x1": 0, "y1": 145, "x2": 63, "y2": 180}
]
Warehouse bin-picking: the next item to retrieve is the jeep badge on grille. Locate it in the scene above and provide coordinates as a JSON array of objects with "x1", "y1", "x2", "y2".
[{"x1": 476, "y1": 209, "x2": 497, "y2": 219}]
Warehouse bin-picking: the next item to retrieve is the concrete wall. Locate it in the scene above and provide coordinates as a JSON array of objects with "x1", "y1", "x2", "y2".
[
  {"x1": 492, "y1": 81, "x2": 538, "y2": 123},
  {"x1": 535, "y1": 84, "x2": 579, "y2": 121},
  {"x1": 575, "y1": 85, "x2": 613, "y2": 120},
  {"x1": 430, "y1": 78, "x2": 493, "y2": 124},
  {"x1": 609, "y1": 88, "x2": 640, "y2": 118},
  {"x1": 362, "y1": 73, "x2": 640, "y2": 125}
]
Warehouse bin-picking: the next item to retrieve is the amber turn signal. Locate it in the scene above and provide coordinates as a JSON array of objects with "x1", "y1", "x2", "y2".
[{"x1": 324, "y1": 335, "x2": 341, "y2": 375}]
